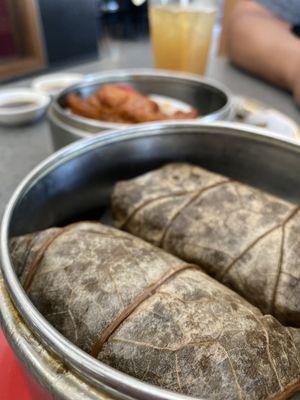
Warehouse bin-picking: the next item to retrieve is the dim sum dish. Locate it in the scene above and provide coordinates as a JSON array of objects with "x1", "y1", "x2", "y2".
[
  {"x1": 112, "y1": 163, "x2": 300, "y2": 327},
  {"x1": 3, "y1": 123, "x2": 300, "y2": 400},
  {"x1": 48, "y1": 69, "x2": 232, "y2": 149},
  {"x1": 66, "y1": 84, "x2": 199, "y2": 123}
]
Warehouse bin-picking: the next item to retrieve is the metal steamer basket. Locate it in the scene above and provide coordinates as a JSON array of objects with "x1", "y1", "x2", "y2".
[
  {"x1": 1, "y1": 122, "x2": 300, "y2": 400},
  {"x1": 48, "y1": 69, "x2": 233, "y2": 149}
]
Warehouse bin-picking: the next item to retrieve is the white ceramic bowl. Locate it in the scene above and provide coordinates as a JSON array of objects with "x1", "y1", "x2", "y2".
[
  {"x1": 0, "y1": 88, "x2": 51, "y2": 126},
  {"x1": 32, "y1": 73, "x2": 83, "y2": 96}
]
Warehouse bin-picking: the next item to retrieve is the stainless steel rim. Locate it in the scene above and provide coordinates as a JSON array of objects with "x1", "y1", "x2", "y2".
[
  {"x1": 48, "y1": 106, "x2": 93, "y2": 139},
  {"x1": 0, "y1": 275, "x2": 114, "y2": 400},
  {"x1": 52, "y1": 69, "x2": 233, "y2": 130},
  {"x1": 1, "y1": 121, "x2": 300, "y2": 400}
]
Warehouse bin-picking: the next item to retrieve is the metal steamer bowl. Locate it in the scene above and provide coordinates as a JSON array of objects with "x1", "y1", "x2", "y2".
[
  {"x1": 2, "y1": 122, "x2": 300, "y2": 400},
  {"x1": 48, "y1": 69, "x2": 233, "y2": 149}
]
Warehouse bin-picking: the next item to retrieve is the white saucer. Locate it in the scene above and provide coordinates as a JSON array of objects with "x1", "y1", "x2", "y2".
[
  {"x1": 32, "y1": 73, "x2": 83, "y2": 96},
  {"x1": 233, "y1": 96, "x2": 300, "y2": 140},
  {"x1": 0, "y1": 88, "x2": 51, "y2": 126}
]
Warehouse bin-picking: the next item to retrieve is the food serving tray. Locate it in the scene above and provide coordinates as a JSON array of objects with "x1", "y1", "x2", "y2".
[
  {"x1": 1, "y1": 122, "x2": 300, "y2": 400},
  {"x1": 48, "y1": 69, "x2": 232, "y2": 149}
]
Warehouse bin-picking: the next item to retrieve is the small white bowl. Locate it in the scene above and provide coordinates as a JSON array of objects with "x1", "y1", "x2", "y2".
[
  {"x1": 32, "y1": 73, "x2": 83, "y2": 96},
  {"x1": 0, "y1": 88, "x2": 51, "y2": 126}
]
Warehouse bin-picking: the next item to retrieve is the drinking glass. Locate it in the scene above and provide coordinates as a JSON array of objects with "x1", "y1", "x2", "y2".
[{"x1": 149, "y1": 0, "x2": 217, "y2": 75}]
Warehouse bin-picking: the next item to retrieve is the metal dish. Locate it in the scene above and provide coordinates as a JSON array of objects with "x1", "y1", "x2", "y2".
[
  {"x1": 1, "y1": 122, "x2": 300, "y2": 400},
  {"x1": 48, "y1": 69, "x2": 233, "y2": 149}
]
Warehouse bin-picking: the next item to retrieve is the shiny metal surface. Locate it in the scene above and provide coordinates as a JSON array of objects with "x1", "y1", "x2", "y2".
[
  {"x1": 48, "y1": 69, "x2": 233, "y2": 149},
  {"x1": 0, "y1": 276, "x2": 114, "y2": 400},
  {"x1": 1, "y1": 122, "x2": 300, "y2": 399},
  {"x1": 48, "y1": 106, "x2": 91, "y2": 150}
]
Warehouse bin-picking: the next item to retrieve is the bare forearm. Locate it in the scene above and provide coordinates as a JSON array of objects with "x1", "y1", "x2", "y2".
[{"x1": 227, "y1": 1, "x2": 300, "y2": 93}]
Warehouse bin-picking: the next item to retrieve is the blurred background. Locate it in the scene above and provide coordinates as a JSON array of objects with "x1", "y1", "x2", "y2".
[{"x1": 0, "y1": 0, "x2": 229, "y2": 83}]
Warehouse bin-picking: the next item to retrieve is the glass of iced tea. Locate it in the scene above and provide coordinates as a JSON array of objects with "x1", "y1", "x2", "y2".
[{"x1": 149, "y1": 0, "x2": 217, "y2": 75}]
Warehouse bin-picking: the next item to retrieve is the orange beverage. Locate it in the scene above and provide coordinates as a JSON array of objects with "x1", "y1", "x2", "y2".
[{"x1": 149, "y1": 2, "x2": 217, "y2": 75}]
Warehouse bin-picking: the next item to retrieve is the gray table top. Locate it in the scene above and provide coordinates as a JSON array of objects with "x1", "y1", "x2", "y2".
[{"x1": 0, "y1": 48, "x2": 299, "y2": 217}]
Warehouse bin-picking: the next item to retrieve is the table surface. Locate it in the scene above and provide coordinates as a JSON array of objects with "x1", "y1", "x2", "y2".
[{"x1": 0, "y1": 43, "x2": 299, "y2": 217}]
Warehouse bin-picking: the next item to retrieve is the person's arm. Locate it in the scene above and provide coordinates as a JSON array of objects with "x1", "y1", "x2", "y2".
[{"x1": 227, "y1": 0, "x2": 300, "y2": 104}]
